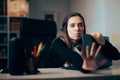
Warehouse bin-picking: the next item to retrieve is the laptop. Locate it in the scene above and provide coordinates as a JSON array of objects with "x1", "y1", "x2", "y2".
[{"x1": 82, "y1": 34, "x2": 112, "y2": 69}]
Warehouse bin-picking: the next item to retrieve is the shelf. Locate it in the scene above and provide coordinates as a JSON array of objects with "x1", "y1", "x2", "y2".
[
  {"x1": 0, "y1": 43, "x2": 7, "y2": 46},
  {"x1": 0, "y1": 0, "x2": 29, "y2": 68},
  {"x1": 10, "y1": 31, "x2": 19, "y2": 34},
  {"x1": 0, "y1": 15, "x2": 7, "y2": 17},
  {"x1": 0, "y1": 31, "x2": 7, "y2": 33},
  {"x1": 0, "y1": 0, "x2": 8, "y2": 60}
]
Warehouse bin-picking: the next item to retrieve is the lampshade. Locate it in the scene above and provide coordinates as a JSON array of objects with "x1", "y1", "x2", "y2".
[{"x1": 8, "y1": 0, "x2": 29, "y2": 17}]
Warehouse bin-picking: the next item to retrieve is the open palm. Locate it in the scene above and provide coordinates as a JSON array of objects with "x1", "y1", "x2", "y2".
[{"x1": 80, "y1": 42, "x2": 108, "y2": 71}]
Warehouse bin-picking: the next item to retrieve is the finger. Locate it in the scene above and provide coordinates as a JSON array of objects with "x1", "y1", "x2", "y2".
[
  {"x1": 86, "y1": 45, "x2": 90, "y2": 58},
  {"x1": 98, "y1": 59, "x2": 108, "y2": 68},
  {"x1": 90, "y1": 42, "x2": 96, "y2": 56},
  {"x1": 79, "y1": 51, "x2": 86, "y2": 60},
  {"x1": 94, "y1": 45, "x2": 102, "y2": 59},
  {"x1": 91, "y1": 32, "x2": 105, "y2": 45}
]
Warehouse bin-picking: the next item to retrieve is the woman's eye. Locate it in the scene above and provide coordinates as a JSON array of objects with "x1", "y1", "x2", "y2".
[
  {"x1": 70, "y1": 24, "x2": 75, "y2": 27},
  {"x1": 78, "y1": 23, "x2": 83, "y2": 27}
]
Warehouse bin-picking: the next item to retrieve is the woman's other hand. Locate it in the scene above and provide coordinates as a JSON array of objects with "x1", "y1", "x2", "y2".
[
  {"x1": 79, "y1": 42, "x2": 108, "y2": 71},
  {"x1": 90, "y1": 32, "x2": 105, "y2": 45}
]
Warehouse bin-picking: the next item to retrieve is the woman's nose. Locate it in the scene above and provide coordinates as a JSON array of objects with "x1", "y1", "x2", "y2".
[{"x1": 75, "y1": 25, "x2": 79, "y2": 30}]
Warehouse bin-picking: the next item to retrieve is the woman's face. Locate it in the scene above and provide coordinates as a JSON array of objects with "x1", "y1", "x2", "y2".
[{"x1": 67, "y1": 16, "x2": 84, "y2": 40}]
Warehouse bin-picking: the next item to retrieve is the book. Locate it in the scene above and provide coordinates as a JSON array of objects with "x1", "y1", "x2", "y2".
[{"x1": 10, "y1": 17, "x2": 20, "y2": 32}]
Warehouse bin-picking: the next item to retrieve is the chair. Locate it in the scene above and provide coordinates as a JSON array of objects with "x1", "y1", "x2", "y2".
[
  {"x1": 9, "y1": 18, "x2": 57, "y2": 75},
  {"x1": 20, "y1": 18, "x2": 57, "y2": 68}
]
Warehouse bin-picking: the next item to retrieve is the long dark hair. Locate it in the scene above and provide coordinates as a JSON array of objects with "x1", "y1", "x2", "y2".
[{"x1": 60, "y1": 12, "x2": 86, "y2": 49}]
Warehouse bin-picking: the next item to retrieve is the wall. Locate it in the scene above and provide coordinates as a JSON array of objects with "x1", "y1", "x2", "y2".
[
  {"x1": 29, "y1": 0, "x2": 69, "y2": 36},
  {"x1": 105, "y1": 0, "x2": 120, "y2": 66},
  {"x1": 69, "y1": 0, "x2": 106, "y2": 35},
  {"x1": 105, "y1": 0, "x2": 120, "y2": 52}
]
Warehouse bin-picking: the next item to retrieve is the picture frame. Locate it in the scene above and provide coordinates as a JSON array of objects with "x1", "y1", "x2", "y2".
[{"x1": 43, "y1": 11, "x2": 57, "y2": 23}]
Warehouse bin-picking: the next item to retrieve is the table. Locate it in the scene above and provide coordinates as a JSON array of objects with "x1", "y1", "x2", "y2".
[{"x1": 0, "y1": 66, "x2": 120, "y2": 80}]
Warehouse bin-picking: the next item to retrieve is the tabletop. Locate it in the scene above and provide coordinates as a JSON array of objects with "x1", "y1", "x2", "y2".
[{"x1": 0, "y1": 66, "x2": 120, "y2": 80}]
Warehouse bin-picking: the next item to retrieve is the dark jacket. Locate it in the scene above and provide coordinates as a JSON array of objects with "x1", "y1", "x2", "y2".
[{"x1": 44, "y1": 37, "x2": 120, "y2": 73}]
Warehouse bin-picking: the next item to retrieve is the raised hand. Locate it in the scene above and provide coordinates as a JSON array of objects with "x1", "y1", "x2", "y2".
[
  {"x1": 90, "y1": 32, "x2": 105, "y2": 45},
  {"x1": 79, "y1": 42, "x2": 108, "y2": 71}
]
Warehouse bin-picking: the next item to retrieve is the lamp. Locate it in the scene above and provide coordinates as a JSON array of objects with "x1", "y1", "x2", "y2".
[{"x1": 8, "y1": 0, "x2": 29, "y2": 17}]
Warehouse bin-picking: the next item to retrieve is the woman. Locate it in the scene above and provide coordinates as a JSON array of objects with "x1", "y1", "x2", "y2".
[{"x1": 45, "y1": 12, "x2": 120, "y2": 73}]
